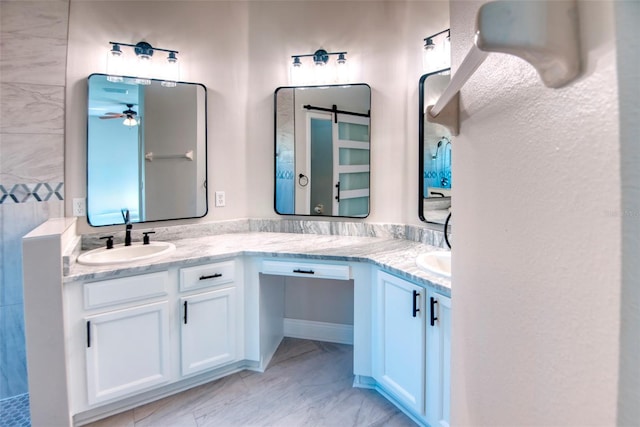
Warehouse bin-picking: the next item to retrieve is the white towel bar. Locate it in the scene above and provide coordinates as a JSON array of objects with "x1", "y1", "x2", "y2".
[
  {"x1": 145, "y1": 150, "x2": 194, "y2": 162},
  {"x1": 427, "y1": 0, "x2": 581, "y2": 135}
]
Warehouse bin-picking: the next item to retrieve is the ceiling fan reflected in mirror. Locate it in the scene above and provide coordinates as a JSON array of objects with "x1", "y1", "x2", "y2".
[{"x1": 99, "y1": 103, "x2": 139, "y2": 126}]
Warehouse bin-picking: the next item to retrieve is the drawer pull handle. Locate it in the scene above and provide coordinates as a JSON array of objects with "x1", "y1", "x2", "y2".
[
  {"x1": 199, "y1": 273, "x2": 222, "y2": 280},
  {"x1": 87, "y1": 321, "x2": 91, "y2": 348},
  {"x1": 412, "y1": 290, "x2": 420, "y2": 317},
  {"x1": 293, "y1": 269, "x2": 315, "y2": 275},
  {"x1": 184, "y1": 301, "x2": 188, "y2": 324},
  {"x1": 430, "y1": 296, "x2": 439, "y2": 326}
]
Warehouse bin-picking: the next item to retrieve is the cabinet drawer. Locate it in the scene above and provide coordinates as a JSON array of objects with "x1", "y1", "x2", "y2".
[
  {"x1": 180, "y1": 261, "x2": 235, "y2": 292},
  {"x1": 261, "y1": 259, "x2": 350, "y2": 280},
  {"x1": 84, "y1": 271, "x2": 169, "y2": 310}
]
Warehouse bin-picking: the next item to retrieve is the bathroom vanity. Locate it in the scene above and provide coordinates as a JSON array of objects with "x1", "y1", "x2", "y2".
[{"x1": 22, "y1": 219, "x2": 451, "y2": 427}]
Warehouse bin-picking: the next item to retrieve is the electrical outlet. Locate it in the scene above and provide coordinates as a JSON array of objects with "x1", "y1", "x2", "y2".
[
  {"x1": 215, "y1": 191, "x2": 226, "y2": 207},
  {"x1": 72, "y1": 198, "x2": 86, "y2": 216}
]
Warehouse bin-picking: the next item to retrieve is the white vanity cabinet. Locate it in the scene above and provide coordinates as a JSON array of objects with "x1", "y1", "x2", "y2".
[
  {"x1": 179, "y1": 262, "x2": 239, "y2": 376},
  {"x1": 425, "y1": 289, "x2": 451, "y2": 427},
  {"x1": 85, "y1": 300, "x2": 171, "y2": 405},
  {"x1": 82, "y1": 271, "x2": 171, "y2": 405},
  {"x1": 64, "y1": 259, "x2": 245, "y2": 421},
  {"x1": 372, "y1": 270, "x2": 451, "y2": 426},
  {"x1": 373, "y1": 270, "x2": 426, "y2": 414}
]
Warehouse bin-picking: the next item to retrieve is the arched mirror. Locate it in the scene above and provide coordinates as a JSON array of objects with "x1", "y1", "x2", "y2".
[
  {"x1": 419, "y1": 69, "x2": 452, "y2": 224},
  {"x1": 87, "y1": 74, "x2": 207, "y2": 226},
  {"x1": 274, "y1": 84, "x2": 371, "y2": 218}
]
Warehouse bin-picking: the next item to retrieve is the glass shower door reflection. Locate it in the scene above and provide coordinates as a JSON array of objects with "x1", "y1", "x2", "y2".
[{"x1": 333, "y1": 114, "x2": 370, "y2": 217}]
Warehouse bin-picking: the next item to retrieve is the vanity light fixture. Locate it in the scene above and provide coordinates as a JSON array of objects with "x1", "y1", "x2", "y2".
[
  {"x1": 423, "y1": 29, "x2": 451, "y2": 73},
  {"x1": 290, "y1": 48, "x2": 349, "y2": 85},
  {"x1": 106, "y1": 41, "x2": 180, "y2": 87}
]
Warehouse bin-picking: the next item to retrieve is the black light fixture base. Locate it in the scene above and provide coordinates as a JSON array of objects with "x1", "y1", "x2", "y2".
[{"x1": 134, "y1": 41, "x2": 154, "y2": 58}]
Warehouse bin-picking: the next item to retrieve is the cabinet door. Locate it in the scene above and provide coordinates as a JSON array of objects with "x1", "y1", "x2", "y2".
[
  {"x1": 374, "y1": 271, "x2": 425, "y2": 414},
  {"x1": 426, "y1": 290, "x2": 452, "y2": 427},
  {"x1": 180, "y1": 287, "x2": 237, "y2": 376},
  {"x1": 85, "y1": 301, "x2": 170, "y2": 405}
]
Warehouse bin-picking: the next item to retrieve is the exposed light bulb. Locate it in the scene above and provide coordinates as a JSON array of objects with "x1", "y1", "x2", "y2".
[
  {"x1": 137, "y1": 55, "x2": 152, "y2": 80},
  {"x1": 336, "y1": 53, "x2": 348, "y2": 84},
  {"x1": 422, "y1": 38, "x2": 436, "y2": 73},
  {"x1": 290, "y1": 56, "x2": 303, "y2": 85},
  {"x1": 442, "y1": 34, "x2": 451, "y2": 69},
  {"x1": 314, "y1": 61, "x2": 330, "y2": 84},
  {"x1": 123, "y1": 115, "x2": 138, "y2": 127},
  {"x1": 161, "y1": 51, "x2": 179, "y2": 88},
  {"x1": 106, "y1": 44, "x2": 124, "y2": 82}
]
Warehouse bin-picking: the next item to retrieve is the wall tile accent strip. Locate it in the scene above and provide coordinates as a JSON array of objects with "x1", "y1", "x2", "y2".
[{"x1": 0, "y1": 182, "x2": 64, "y2": 204}]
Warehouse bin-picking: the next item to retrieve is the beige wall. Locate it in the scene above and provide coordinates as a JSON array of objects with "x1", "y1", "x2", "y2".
[
  {"x1": 65, "y1": 0, "x2": 449, "y2": 235},
  {"x1": 449, "y1": 0, "x2": 624, "y2": 425}
]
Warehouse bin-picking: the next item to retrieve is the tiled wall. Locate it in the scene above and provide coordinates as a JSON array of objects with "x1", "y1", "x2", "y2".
[{"x1": 0, "y1": 0, "x2": 69, "y2": 399}]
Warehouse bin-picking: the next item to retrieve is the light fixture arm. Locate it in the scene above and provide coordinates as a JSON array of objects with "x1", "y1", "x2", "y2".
[
  {"x1": 424, "y1": 28, "x2": 450, "y2": 44},
  {"x1": 107, "y1": 40, "x2": 181, "y2": 86},
  {"x1": 291, "y1": 49, "x2": 348, "y2": 61},
  {"x1": 109, "y1": 41, "x2": 179, "y2": 57}
]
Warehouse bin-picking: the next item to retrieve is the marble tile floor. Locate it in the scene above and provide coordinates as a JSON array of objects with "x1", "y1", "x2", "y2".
[{"x1": 87, "y1": 338, "x2": 416, "y2": 427}]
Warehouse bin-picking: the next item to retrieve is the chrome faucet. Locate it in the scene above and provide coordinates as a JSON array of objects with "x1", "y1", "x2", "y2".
[{"x1": 121, "y1": 208, "x2": 132, "y2": 246}]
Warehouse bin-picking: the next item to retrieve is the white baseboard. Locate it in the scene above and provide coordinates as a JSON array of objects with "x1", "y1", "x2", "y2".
[{"x1": 283, "y1": 318, "x2": 353, "y2": 345}]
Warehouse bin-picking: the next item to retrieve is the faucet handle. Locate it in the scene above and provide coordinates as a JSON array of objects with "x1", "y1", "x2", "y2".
[
  {"x1": 142, "y1": 231, "x2": 155, "y2": 245},
  {"x1": 100, "y1": 235, "x2": 114, "y2": 249}
]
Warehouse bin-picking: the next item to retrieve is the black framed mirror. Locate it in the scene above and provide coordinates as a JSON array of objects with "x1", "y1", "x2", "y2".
[
  {"x1": 419, "y1": 69, "x2": 452, "y2": 224},
  {"x1": 87, "y1": 74, "x2": 207, "y2": 226},
  {"x1": 274, "y1": 84, "x2": 371, "y2": 218}
]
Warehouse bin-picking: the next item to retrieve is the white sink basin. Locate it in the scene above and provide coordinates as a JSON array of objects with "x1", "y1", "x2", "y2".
[
  {"x1": 77, "y1": 241, "x2": 176, "y2": 266},
  {"x1": 416, "y1": 251, "x2": 451, "y2": 278}
]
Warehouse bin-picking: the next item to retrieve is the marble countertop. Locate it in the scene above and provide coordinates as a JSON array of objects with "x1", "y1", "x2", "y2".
[{"x1": 65, "y1": 232, "x2": 451, "y2": 294}]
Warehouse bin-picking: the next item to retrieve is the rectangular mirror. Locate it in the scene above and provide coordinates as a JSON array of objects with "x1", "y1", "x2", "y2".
[
  {"x1": 87, "y1": 74, "x2": 208, "y2": 226},
  {"x1": 274, "y1": 84, "x2": 371, "y2": 218},
  {"x1": 419, "y1": 70, "x2": 452, "y2": 224}
]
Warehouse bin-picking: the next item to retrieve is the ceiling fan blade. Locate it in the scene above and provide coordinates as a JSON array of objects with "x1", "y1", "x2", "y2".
[{"x1": 99, "y1": 114, "x2": 124, "y2": 119}]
